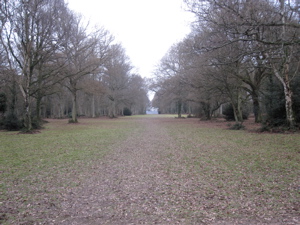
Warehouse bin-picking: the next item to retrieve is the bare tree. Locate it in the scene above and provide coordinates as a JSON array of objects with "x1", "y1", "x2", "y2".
[
  {"x1": 102, "y1": 44, "x2": 132, "y2": 118},
  {"x1": 60, "y1": 15, "x2": 109, "y2": 123},
  {"x1": 151, "y1": 43, "x2": 191, "y2": 118},
  {"x1": 1, "y1": 0, "x2": 69, "y2": 131},
  {"x1": 125, "y1": 74, "x2": 149, "y2": 115},
  {"x1": 185, "y1": 0, "x2": 300, "y2": 127},
  {"x1": 266, "y1": 0, "x2": 300, "y2": 127}
]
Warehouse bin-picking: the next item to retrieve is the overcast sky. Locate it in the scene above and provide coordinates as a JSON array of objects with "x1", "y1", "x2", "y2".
[{"x1": 67, "y1": 0, "x2": 194, "y2": 79}]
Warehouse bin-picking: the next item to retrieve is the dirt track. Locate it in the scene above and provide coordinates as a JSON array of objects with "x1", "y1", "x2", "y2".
[{"x1": 53, "y1": 117, "x2": 194, "y2": 224}]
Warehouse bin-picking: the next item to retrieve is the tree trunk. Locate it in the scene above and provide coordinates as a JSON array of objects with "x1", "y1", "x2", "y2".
[
  {"x1": 58, "y1": 102, "x2": 62, "y2": 118},
  {"x1": 71, "y1": 90, "x2": 78, "y2": 123},
  {"x1": 109, "y1": 98, "x2": 117, "y2": 118},
  {"x1": 19, "y1": 80, "x2": 32, "y2": 131},
  {"x1": 35, "y1": 93, "x2": 42, "y2": 127},
  {"x1": 283, "y1": 80, "x2": 295, "y2": 127},
  {"x1": 272, "y1": 60, "x2": 295, "y2": 128},
  {"x1": 276, "y1": 0, "x2": 295, "y2": 128},
  {"x1": 24, "y1": 92, "x2": 32, "y2": 131},
  {"x1": 231, "y1": 91, "x2": 243, "y2": 123},
  {"x1": 91, "y1": 94, "x2": 96, "y2": 118},
  {"x1": 252, "y1": 91, "x2": 261, "y2": 123},
  {"x1": 9, "y1": 78, "x2": 17, "y2": 115},
  {"x1": 232, "y1": 103, "x2": 239, "y2": 122},
  {"x1": 201, "y1": 101, "x2": 211, "y2": 120},
  {"x1": 237, "y1": 90, "x2": 243, "y2": 122},
  {"x1": 177, "y1": 100, "x2": 182, "y2": 118}
]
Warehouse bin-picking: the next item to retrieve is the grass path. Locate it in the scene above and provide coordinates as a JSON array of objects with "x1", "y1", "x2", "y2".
[{"x1": 0, "y1": 115, "x2": 299, "y2": 224}]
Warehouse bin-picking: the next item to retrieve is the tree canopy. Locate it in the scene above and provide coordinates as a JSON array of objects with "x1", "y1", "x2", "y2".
[
  {"x1": 0, "y1": 0, "x2": 149, "y2": 131},
  {"x1": 151, "y1": 0, "x2": 300, "y2": 129}
]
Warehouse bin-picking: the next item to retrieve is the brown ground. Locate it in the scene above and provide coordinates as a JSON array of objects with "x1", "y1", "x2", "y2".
[
  {"x1": 2, "y1": 116, "x2": 299, "y2": 224},
  {"x1": 51, "y1": 116, "x2": 199, "y2": 224},
  {"x1": 48, "y1": 117, "x2": 297, "y2": 224}
]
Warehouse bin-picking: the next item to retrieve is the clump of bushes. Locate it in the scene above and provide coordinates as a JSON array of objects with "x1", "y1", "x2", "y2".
[
  {"x1": 123, "y1": 107, "x2": 132, "y2": 116},
  {"x1": 259, "y1": 120, "x2": 299, "y2": 133},
  {"x1": 0, "y1": 93, "x2": 7, "y2": 114},
  {"x1": 0, "y1": 93, "x2": 23, "y2": 131},
  {"x1": 262, "y1": 74, "x2": 300, "y2": 128},
  {"x1": 3, "y1": 113, "x2": 22, "y2": 131},
  {"x1": 222, "y1": 104, "x2": 249, "y2": 121},
  {"x1": 228, "y1": 122, "x2": 245, "y2": 130}
]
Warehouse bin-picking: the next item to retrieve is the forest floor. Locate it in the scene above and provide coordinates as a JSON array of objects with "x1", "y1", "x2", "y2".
[{"x1": 0, "y1": 115, "x2": 299, "y2": 224}]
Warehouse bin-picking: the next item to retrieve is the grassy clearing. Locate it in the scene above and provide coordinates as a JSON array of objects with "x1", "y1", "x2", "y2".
[
  {"x1": 0, "y1": 119, "x2": 129, "y2": 179},
  {"x1": 0, "y1": 118, "x2": 139, "y2": 222},
  {"x1": 162, "y1": 118, "x2": 300, "y2": 221},
  {"x1": 0, "y1": 115, "x2": 299, "y2": 223}
]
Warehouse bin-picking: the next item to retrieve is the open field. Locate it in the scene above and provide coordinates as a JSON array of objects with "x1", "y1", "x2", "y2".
[{"x1": 0, "y1": 115, "x2": 299, "y2": 224}]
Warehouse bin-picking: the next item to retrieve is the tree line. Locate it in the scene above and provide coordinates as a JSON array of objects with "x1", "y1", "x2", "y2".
[
  {"x1": 151, "y1": 0, "x2": 300, "y2": 129},
  {"x1": 0, "y1": 0, "x2": 149, "y2": 132}
]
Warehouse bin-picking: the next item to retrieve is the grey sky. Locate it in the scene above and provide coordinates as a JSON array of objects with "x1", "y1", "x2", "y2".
[{"x1": 67, "y1": 0, "x2": 194, "y2": 78}]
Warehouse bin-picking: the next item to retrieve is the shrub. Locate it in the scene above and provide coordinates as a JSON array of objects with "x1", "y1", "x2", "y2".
[
  {"x1": 31, "y1": 118, "x2": 43, "y2": 129},
  {"x1": 228, "y1": 122, "x2": 245, "y2": 130},
  {"x1": 262, "y1": 74, "x2": 300, "y2": 127},
  {"x1": 0, "y1": 119, "x2": 3, "y2": 129},
  {"x1": 123, "y1": 107, "x2": 132, "y2": 116},
  {"x1": 223, "y1": 104, "x2": 249, "y2": 121},
  {"x1": 0, "y1": 92, "x2": 7, "y2": 114},
  {"x1": 3, "y1": 113, "x2": 22, "y2": 131},
  {"x1": 260, "y1": 120, "x2": 299, "y2": 133},
  {"x1": 262, "y1": 74, "x2": 288, "y2": 126}
]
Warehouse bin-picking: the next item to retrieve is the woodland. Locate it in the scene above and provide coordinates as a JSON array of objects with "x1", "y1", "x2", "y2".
[
  {"x1": 0, "y1": 1, "x2": 299, "y2": 224},
  {"x1": 0, "y1": 0, "x2": 300, "y2": 132},
  {"x1": 0, "y1": 0, "x2": 149, "y2": 132},
  {"x1": 151, "y1": 0, "x2": 300, "y2": 130}
]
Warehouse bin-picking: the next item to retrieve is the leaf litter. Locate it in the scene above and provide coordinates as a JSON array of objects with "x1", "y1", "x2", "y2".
[{"x1": 0, "y1": 116, "x2": 299, "y2": 224}]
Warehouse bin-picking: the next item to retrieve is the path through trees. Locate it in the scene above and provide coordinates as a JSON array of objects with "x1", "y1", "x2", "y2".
[
  {"x1": 47, "y1": 117, "x2": 299, "y2": 224},
  {"x1": 1, "y1": 116, "x2": 299, "y2": 224}
]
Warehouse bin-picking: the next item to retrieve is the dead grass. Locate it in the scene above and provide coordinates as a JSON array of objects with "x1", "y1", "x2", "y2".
[{"x1": 0, "y1": 115, "x2": 299, "y2": 224}]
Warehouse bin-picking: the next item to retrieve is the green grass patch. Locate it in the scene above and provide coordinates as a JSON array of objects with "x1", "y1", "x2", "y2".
[
  {"x1": 0, "y1": 119, "x2": 128, "y2": 177},
  {"x1": 0, "y1": 117, "x2": 139, "y2": 222}
]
